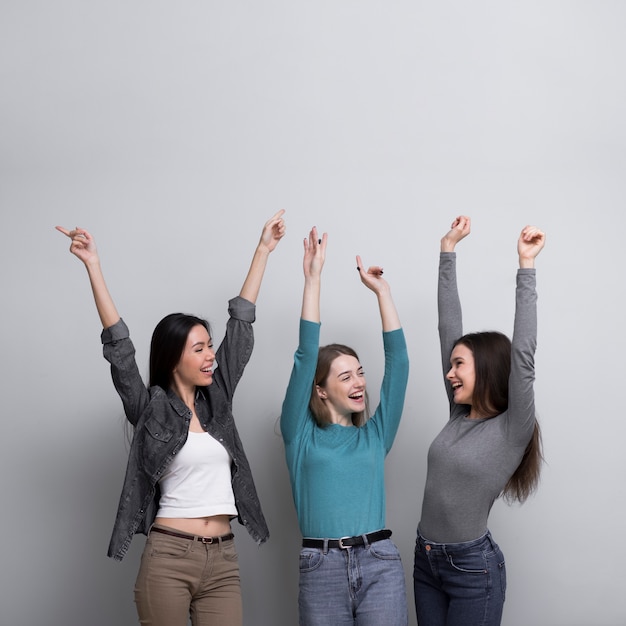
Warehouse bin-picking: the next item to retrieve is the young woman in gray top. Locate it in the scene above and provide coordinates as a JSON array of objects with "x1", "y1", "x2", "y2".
[{"x1": 413, "y1": 216, "x2": 545, "y2": 626}]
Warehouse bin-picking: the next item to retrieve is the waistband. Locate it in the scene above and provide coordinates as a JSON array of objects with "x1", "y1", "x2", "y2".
[
  {"x1": 416, "y1": 528, "x2": 494, "y2": 554},
  {"x1": 150, "y1": 525, "x2": 234, "y2": 545},
  {"x1": 303, "y1": 529, "x2": 391, "y2": 550}
]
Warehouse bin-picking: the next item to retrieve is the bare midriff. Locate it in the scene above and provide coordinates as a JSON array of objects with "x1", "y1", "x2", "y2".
[{"x1": 154, "y1": 514, "x2": 232, "y2": 538}]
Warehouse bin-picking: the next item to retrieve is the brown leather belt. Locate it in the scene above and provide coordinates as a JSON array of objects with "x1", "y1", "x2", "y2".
[{"x1": 151, "y1": 526, "x2": 234, "y2": 544}]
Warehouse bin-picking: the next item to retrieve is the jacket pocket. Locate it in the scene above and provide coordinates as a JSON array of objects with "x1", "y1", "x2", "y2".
[
  {"x1": 137, "y1": 416, "x2": 175, "y2": 476},
  {"x1": 143, "y1": 416, "x2": 174, "y2": 443}
]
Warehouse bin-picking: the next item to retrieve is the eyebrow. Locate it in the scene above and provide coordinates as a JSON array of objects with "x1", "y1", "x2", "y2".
[
  {"x1": 336, "y1": 367, "x2": 364, "y2": 378},
  {"x1": 191, "y1": 341, "x2": 209, "y2": 348}
]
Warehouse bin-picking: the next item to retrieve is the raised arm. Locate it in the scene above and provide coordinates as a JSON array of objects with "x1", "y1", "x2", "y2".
[
  {"x1": 356, "y1": 256, "x2": 400, "y2": 332},
  {"x1": 301, "y1": 226, "x2": 327, "y2": 323},
  {"x1": 239, "y1": 209, "x2": 286, "y2": 304},
  {"x1": 279, "y1": 227, "x2": 327, "y2": 444},
  {"x1": 438, "y1": 216, "x2": 471, "y2": 406},
  {"x1": 507, "y1": 225, "x2": 545, "y2": 440},
  {"x1": 55, "y1": 226, "x2": 121, "y2": 329},
  {"x1": 356, "y1": 255, "x2": 409, "y2": 448}
]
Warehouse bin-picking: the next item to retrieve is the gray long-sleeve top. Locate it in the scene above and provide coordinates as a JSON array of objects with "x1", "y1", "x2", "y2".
[{"x1": 418, "y1": 252, "x2": 538, "y2": 543}]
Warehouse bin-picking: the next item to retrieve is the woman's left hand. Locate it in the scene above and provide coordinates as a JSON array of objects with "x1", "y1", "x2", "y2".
[
  {"x1": 356, "y1": 255, "x2": 389, "y2": 294},
  {"x1": 259, "y1": 209, "x2": 286, "y2": 253},
  {"x1": 518, "y1": 225, "x2": 545, "y2": 267}
]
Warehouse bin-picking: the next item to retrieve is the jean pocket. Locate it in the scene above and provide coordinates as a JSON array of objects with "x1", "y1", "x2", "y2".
[
  {"x1": 370, "y1": 539, "x2": 402, "y2": 561},
  {"x1": 299, "y1": 548, "x2": 323, "y2": 573},
  {"x1": 447, "y1": 551, "x2": 488, "y2": 574},
  {"x1": 221, "y1": 541, "x2": 239, "y2": 563},
  {"x1": 149, "y1": 535, "x2": 192, "y2": 559},
  {"x1": 498, "y1": 558, "x2": 507, "y2": 598}
]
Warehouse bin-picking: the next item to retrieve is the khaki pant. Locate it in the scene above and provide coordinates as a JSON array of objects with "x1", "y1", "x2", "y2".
[{"x1": 134, "y1": 525, "x2": 242, "y2": 626}]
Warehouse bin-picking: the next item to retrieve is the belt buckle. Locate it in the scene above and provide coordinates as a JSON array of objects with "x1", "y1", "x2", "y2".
[
  {"x1": 200, "y1": 536, "x2": 215, "y2": 544},
  {"x1": 338, "y1": 536, "x2": 352, "y2": 549}
]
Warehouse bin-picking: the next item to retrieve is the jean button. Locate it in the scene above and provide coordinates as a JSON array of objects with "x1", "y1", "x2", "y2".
[{"x1": 425, "y1": 545, "x2": 431, "y2": 552}]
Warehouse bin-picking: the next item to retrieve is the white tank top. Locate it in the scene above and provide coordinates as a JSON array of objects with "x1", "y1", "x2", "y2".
[{"x1": 156, "y1": 430, "x2": 238, "y2": 518}]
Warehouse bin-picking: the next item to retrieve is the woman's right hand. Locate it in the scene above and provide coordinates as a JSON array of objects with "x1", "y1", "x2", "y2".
[
  {"x1": 441, "y1": 215, "x2": 471, "y2": 252},
  {"x1": 55, "y1": 226, "x2": 100, "y2": 266},
  {"x1": 303, "y1": 226, "x2": 327, "y2": 279},
  {"x1": 55, "y1": 226, "x2": 120, "y2": 328}
]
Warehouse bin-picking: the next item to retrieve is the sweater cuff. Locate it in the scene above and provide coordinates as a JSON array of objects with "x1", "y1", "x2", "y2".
[
  {"x1": 228, "y1": 296, "x2": 256, "y2": 323},
  {"x1": 101, "y1": 318, "x2": 130, "y2": 344},
  {"x1": 383, "y1": 327, "x2": 406, "y2": 349}
]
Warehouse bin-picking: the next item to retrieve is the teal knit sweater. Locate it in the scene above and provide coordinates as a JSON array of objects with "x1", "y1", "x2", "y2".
[{"x1": 280, "y1": 319, "x2": 409, "y2": 539}]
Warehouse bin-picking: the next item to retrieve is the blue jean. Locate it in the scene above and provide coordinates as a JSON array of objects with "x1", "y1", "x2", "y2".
[
  {"x1": 298, "y1": 536, "x2": 408, "y2": 626},
  {"x1": 413, "y1": 529, "x2": 506, "y2": 626}
]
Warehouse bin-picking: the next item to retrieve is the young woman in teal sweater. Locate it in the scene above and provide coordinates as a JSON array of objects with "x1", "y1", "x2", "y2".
[{"x1": 281, "y1": 227, "x2": 410, "y2": 626}]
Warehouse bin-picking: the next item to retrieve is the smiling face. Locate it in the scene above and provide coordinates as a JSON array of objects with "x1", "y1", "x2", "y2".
[
  {"x1": 171, "y1": 324, "x2": 215, "y2": 392},
  {"x1": 316, "y1": 354, "x2": 366, "y2": 424},
  {"x1": 447, "y1": 343, "x2": 476, "y2": 407}
]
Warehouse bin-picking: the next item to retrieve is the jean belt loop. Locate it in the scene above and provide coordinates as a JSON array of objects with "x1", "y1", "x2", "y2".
[
  {"x1": 323, "y1": 538, "x2": 329, "y2": 555},
  {"x1": 486, "y1": 530, "x2": 495, "y2": 551},
  {"x1": 361, "y1": 533, "x2": 370, "y2": 549}
]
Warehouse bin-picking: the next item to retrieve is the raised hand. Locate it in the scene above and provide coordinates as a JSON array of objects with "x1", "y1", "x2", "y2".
[
  {"x1": 518, "y1": 225, "x2": 545, "y2": 268},
  {"x1": 303, "y1": 226, "x2": 327, "y2": 280},
  {"x1": 441, "y1": 215, "x2": 471, "y2": 252},
  {"x1": 300, "y1": 226, "x2": 327, "y2": 323},
  {"x1": 55, "y1": 226, "x2": 100, "y2": 266},
  {"x1": 356, "y1": 255, "x2": 389, "y2": 296},
  {"x1": 258, "y1": 209, "x2": 287, "y2": 253},
  {"x1": 55, "y1": 225, "x2": 120, "y2": 328},
  {"x1": 356, "y1": 255, "x2": 400, "y2": 331},
  {"x1": 239, "y1": 210, "x2": 288, "y2": 304}
]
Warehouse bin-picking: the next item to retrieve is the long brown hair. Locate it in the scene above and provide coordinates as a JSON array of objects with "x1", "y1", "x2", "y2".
[
  {"x1": 454, "y1": 331, "x2": 544, "y2": 503},
  {"x1": 309, "y1": 344, "x2": 370, "y2": 427}
]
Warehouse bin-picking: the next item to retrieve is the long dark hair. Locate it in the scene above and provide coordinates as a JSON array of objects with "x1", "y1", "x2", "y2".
[
  {"x1": 309, "y1": 344, "x2": 370, "y2": 427},
  {"x1": 454, "y1": 331, "x2": 543, "y2": 503},
  {"x1": 149, "y1": 313, "x2": 212, "y2": 390}
]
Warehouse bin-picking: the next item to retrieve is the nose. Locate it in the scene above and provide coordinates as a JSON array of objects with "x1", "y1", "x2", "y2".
[{"x1": 446, "y1": 367, "x2": 454, "y2": 380}]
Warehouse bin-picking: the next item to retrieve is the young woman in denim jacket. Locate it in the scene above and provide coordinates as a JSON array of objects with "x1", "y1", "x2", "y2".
[
  {"x1": 280, "y1": 227, "x2": 410, "y2": 625},
  {"x1": 56, "y1": 211, "x2": 285, "y2": 626},
  {"x1": 413, "y1": 216, "x2": 545, "y2": 626}
]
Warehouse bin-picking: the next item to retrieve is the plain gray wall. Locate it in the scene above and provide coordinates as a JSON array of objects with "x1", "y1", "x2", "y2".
[{"x1": 2, "y1": 1, "x2": 625, "y2": 625}]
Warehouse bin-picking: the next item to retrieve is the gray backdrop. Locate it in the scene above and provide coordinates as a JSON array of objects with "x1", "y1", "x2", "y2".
[{"x1": 2, "y1": 2, "x2": 625, "y2": 625}]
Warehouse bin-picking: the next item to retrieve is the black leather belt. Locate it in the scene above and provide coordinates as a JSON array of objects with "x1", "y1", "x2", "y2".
[
  {"x1": 302, "y1": 529, "x2": 392, "y2": 549},
  {"x1": 151, "y1": 526, "x2": 234, "y2": 544}
]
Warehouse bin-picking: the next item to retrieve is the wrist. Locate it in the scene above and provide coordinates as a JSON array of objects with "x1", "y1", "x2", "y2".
[
  {"x1": 84, "y1": 257, "x2": 102, "y2": 272},
  {"x1": 440, "y1": 238, "x2": 456, "y2": 253},
  {"x1": 519, "y1": 256, "x2": 535, "y2": 269},
  {"x1": 254, "y1": 244, "x2": 272, "y2": 258},
  {"x1": 304, "y1": 274, "x2": 322, "y2": 285}
]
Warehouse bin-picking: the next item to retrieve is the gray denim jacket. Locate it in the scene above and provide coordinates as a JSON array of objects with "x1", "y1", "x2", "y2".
[{"x1": 101, "y1": 296, "x2": 269, "y2": 561}]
